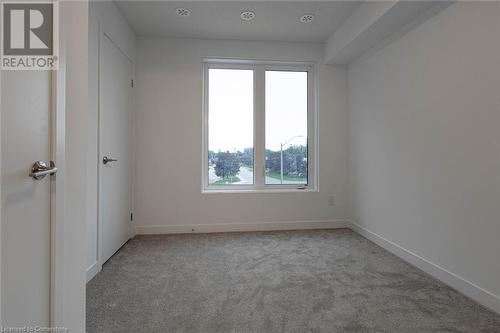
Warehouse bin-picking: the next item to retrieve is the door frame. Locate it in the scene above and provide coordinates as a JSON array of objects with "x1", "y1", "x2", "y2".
[
  {"x1": 0, "y1": 38, "x2": 2, "y2": 326},
  {"x1": 49, "y1": 46, "x2": 66, "y2": 326},
  {"x1": 97, "y1": 28, "x2": 134, "y2": 270},
  {"x1": 50, "y1": 1, "x2": 88, "y2": 327}
]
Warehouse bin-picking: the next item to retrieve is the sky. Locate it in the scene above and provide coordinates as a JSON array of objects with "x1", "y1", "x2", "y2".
[{"x1": 208, "y1": 68, "x2": 307, "y2": 152}]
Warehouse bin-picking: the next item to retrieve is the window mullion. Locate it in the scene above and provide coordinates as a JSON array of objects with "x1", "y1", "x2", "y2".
[{"x1": 254, "y1": 65, "x2": 265, "y2": 188}]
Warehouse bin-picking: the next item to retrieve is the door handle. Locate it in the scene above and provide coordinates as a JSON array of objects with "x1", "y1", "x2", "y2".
[
  {"x1": 30, "y1": 161, "x2": 58, "y2": 180},
  {"x1": 103, "y1": 156, "x2": 118, "y2": 165}
]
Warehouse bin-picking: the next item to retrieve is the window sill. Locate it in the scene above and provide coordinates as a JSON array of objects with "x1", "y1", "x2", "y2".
[{"x1": 201, "y1": 187, "x2": 318, "y2": 194}]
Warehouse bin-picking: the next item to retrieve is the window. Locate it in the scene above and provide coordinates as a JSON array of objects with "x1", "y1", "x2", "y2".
[
  {"x1": 203, "y1": 60, "x2": 316, "y2": 192},
  {"x1": 265, "y1": 71, "x2": 308, "y2": 185},
  {"x1": 208, "y1": 68, "x2": 254, "y2": 185}
]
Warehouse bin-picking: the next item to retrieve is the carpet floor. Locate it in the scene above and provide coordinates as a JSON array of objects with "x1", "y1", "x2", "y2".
[{"x1": 86, "y1": 229, "x2": 500, "y2": 332}]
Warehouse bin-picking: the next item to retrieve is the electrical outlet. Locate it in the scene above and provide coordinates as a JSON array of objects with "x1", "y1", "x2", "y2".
[{"x1": 328, "y1": 195, "x2": 335, "y2": 207}]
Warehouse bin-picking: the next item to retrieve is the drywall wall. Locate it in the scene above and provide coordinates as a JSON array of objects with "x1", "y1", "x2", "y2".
[
  {"x1": 87, "y1": 1, "x2": 136, "y2": 281},
  {"x1": 61, "y1": 1, "x2": 89, "y2": 329},
  {"x1": 348, "y1": 2, "x2": 500, "y2": 312},
  {"x1": 134, "y1": 38, "x2": 349, "y2": 233}
]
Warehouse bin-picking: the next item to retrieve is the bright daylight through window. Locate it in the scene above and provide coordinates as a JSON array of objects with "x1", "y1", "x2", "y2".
[
  {"x1": 265, "y1": 71, "x2": 308, "y2": 185},
  {"x1": 204, "y1": 61, "x2": 315, "y2": 191},
  {"x1": 208, "y1": 68, "x2": 254, "y2": 185}
]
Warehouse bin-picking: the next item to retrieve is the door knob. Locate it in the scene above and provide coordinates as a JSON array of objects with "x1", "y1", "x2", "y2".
[
  {"x1": 103, "y1": 156, "x2": 118, "y2": 164},
  {"x1": 30, "y1": 161, "x2": 58, "y2": 180}
]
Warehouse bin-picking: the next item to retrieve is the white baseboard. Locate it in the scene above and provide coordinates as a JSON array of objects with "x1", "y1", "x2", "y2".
[
  {"x1": 349, "y1": 220, "x2": 500, "y2": 314},
  {"x1": 86, "y1": 261, "x2": 100, "y2": 283},
  {"x1": 135, "y1": 219, "x2": 350, "y2": 235}
]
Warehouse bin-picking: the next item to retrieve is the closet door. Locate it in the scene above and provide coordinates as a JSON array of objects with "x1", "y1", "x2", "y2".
[{"x1": 99, "y1": 33, "x2": 133, "y2": 264}]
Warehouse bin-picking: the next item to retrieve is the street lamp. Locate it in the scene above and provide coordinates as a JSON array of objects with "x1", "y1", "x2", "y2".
[{"x1": 280, "y1": 135, "x2": 304, "y2": 184}]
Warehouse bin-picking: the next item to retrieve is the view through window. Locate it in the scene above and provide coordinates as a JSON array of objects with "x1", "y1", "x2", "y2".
[
  {"x1": 208, "y1": 68, "x2": 254, "y2": 185},
  {"x1": 206, "y1": 62, "x2": 312, "y2": 189},
  {"x1": 265, "y1": 71, "x2": 308, "y2": 185}
]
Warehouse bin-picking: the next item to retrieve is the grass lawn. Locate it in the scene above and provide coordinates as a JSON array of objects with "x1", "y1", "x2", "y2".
[
  {"x1": 266, "y1": 171, "x2": 306, "y2": 182},
  {"x1": 213, "y1": 176, "x2": 240, "y2": 185}
]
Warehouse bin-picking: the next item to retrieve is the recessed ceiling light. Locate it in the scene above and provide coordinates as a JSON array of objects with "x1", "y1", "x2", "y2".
[
  {"x1": 300, "y1": 14, "x2": 315, "y2": 23},
  {"x1": 176, "y1": 8, "x2": 191, "y2": 17},
  {"x1": 240, "y1": 11, "x2": 255, "y2": 21}
]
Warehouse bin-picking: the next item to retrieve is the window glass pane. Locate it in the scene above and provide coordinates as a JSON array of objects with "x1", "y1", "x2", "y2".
[
  {"x1": 265, "y1": 71, "x2": 308, "y2": 185},
  {"x1": 208, "y1": 68, "x2": 254, "y2": 185}
]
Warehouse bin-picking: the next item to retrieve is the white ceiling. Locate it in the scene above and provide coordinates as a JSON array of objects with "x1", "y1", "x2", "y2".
[{"x1": 115, "y1": 1, "x2": 363, "y2": 43}]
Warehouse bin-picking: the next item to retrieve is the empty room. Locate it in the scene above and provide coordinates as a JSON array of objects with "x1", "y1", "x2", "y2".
[{"x1": 1, "y1": 0, "x2": 499, "y2": 332}]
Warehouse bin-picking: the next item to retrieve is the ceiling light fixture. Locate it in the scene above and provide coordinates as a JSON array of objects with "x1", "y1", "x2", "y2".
[
  {"x1": 175, "y1": 8, "x2": 191, "y2": 17},
  {"x1": 299, "y1": 14, "x2": 315, "y2": 23},
  {"x1": 240, "y1": 11, "x2": 255, "y2": 21}
]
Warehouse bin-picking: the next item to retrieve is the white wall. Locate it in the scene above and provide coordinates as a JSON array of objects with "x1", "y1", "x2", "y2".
[
  {"x1": 61, "y1": 1, "x2": 89, "y2": 329},
  {"x1": 348, "y1": 2, "x2": 500, "y2": 312},
  {"x1": 87, "y1": 1, "x2": 136, "y2": 280},
  {"x1": 134, "y1": 38, "x2": 349, "y2": 233}
]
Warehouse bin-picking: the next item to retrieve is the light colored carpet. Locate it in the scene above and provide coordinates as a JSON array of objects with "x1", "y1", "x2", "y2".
[{"x1": 86, "y1": 229, "x2": 500, "y2": 332}]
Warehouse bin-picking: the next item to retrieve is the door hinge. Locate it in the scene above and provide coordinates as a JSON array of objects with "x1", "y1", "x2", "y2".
[
  {"x1": 131, "y1": 79, "x2": 134, "y2": 88},
  {"x1": 130, "y1": 213, "x2": 134, "y2": 221}
]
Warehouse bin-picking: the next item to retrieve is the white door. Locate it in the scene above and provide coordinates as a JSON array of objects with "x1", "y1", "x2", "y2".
[
  {"x1": 99, "y1": 33, "x2": 132, "y2": 264},
  {"x1": 1, "y1": 71, "x2": 53, "y2": 324}
]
